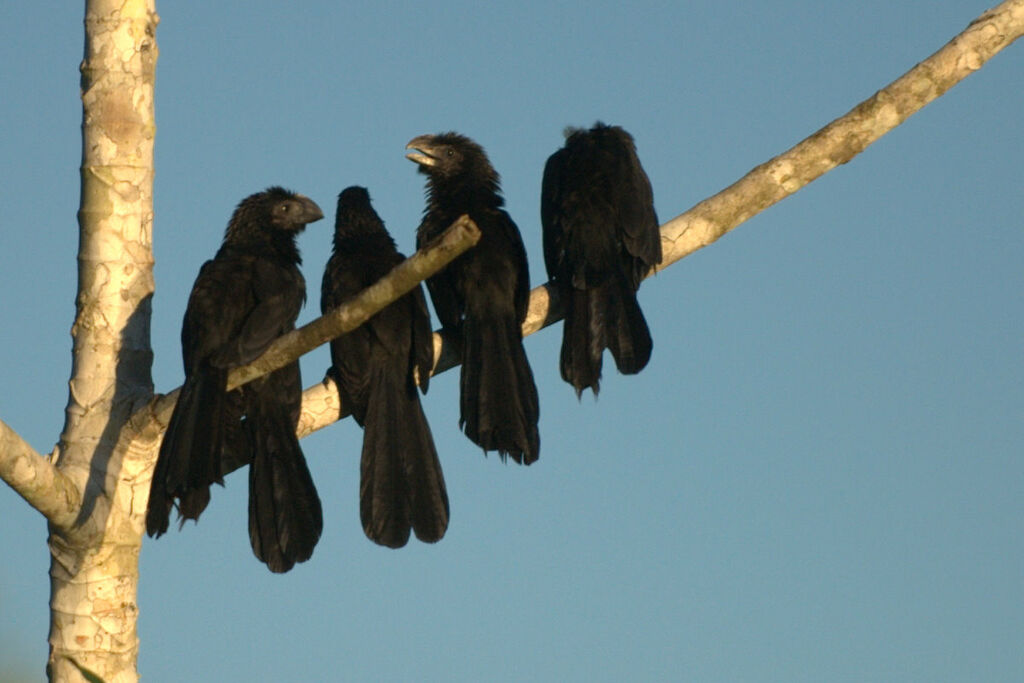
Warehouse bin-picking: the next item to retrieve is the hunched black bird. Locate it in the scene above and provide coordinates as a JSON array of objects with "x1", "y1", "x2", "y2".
[
  {"x1": 541, "y1": 123, "x2": 662, "y2": 397},
  {"x1": 406, "y1": 132, "x2": 540, "y2": 464},
  {"x1": 321, "y1": 186, "x2": 449, "y2": 547},
  {"x1": 147, "y1": 186, "x2": 325, "y2": 573}
]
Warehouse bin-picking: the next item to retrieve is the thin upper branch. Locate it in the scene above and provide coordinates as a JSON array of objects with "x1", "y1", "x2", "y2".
[
  {"x1": 147, "y1": 216, "x2": 481, "y2": 426},
  {"x1": 227, "y1": 214, "x2": 481, "y2": 392},
  {"x1": 651, "y1": 0, "x2": 1024, "y2": 275}
]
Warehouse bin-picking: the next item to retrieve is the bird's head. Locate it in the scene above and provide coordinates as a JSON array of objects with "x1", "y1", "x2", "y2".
[
  {"x1": 562, "y1": 121, "x2": 635, "y2": 151},
  {"x1": 263, "y1": 187, "x2": 324, "y2": 232},
  {"x1": 332, "y1": 185, "x2": 390, "y2": 244},
  {"x1": 227, "y1": 187, "x2": 324, "y2": 240},
  {"x1": 336, "y1": 186, "x2": 372, "y2": 214},
  {"x1": 405, "y1": 132, "x2": 498, "y2": 186}
]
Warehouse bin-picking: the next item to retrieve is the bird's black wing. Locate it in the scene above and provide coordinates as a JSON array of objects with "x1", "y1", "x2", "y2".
[
  {"x1": 541, "y1": 146, "x2": 569, "y2": 283},
  {"x1": 207, "y1": 254, "x2": 305, "y2": 369},
  {"x1": 498, "y1": 208, "x2": 532, "y2": 326},
  {"x1": 416, "y1": 214, "x2": 465, "y2": 331},
  {"x1": 181, "y1": 254, "x2": 259, "y2": 370},
  {"x1": 321, "y1": 251, "x2": 374, "y2": 423},
  {"x1": 607, "y1": 128, "x2": 661, "y2": 286}
]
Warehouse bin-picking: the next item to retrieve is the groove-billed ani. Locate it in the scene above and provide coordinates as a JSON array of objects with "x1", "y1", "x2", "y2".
[
  {"x1": 147, "y1": 186, "x2": 325, "y2": 573},
  {"x1": 406, "y1": 133, "x2": 540, "y2": 464},
  {"x1": 541, "y1": 123, "x2": 662, "y2": 397},
  {"x1": 321, "y1": 186, "x2": 449, "y2": 547}
]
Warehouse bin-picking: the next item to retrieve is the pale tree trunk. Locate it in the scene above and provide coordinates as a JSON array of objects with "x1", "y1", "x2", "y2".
[
  {"x1": 46, "y1": 1, "x2": 159, "y2": 680},
  {"x1": 0, "y1": 0, "x2": 1022, "y2": 681}
]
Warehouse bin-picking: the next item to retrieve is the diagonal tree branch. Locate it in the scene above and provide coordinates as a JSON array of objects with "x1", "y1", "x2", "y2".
[
  {"x1": 0, "y1": 419, "x2": 80, "y2": 527},
  {"x1": 294, "y1": 0, "x2": 1024, "y2": 435},
  {"x1": 227, "y1": 215, "x2": 481, "y2": 392}
]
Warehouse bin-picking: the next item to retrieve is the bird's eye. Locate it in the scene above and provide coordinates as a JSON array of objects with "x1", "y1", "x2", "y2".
[
  {"x1": 446, "y1": 149, "x2": 455, "y2": 158},
  {"x1": 280, "y1": 204, "x2": 290, "y2": 213}
]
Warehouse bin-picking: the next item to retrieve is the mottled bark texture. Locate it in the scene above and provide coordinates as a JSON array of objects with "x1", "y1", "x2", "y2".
[
  {"x1": 44, "y1": 1, "x2": 159, "y2": 681},
  {"x1": 0, "y1": 1, "x2": 1021, "y2": 681}
]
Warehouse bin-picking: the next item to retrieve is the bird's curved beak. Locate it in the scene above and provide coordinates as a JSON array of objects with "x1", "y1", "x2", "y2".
[
  {"x1": 295, "y1": 195, "x2": 325, "y2": 224},
  {"x1": 405, "y1": 135, "x2": 437, "y2": 167}
]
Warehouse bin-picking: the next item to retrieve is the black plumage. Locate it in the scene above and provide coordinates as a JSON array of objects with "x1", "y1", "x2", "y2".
[
  {"x1": 406, "y1": 132, "x2": 540, "y2": 464},
  {"x1": 321, "y1": 186, "x2": 449, "y2": 547},
  {"x1": 541, "y1": 123, "x2": 662, "y2": 397},
  {"x1": 147, "y1": 186, "x2": 324, "y2": 573}
]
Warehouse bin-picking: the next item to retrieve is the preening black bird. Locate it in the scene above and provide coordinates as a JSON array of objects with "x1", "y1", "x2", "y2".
[
  {"x1": 321, "y1": 186, "x2": 449, "y2": 548},
  {"x1": 406, "y1": 132, "x2": 540, "y2": 464},
  {"x1": 147, "y1": 186, "x2": 325, "y2": 573},
  {"x1": 541, "y1": 123, "x2": 662, "y2": 397}
]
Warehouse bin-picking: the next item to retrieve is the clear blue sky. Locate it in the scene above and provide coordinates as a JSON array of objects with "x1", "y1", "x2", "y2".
[{"x1": 2, "y1": 1, "x2": 1022, "y2": 681}]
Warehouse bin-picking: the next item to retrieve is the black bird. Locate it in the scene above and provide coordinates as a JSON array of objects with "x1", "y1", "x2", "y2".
[
  {"x1": 541, "y1": 123, "x2": 662, "y2": 397},
  {"x1": 406, "y1": 132, "x2": 540, "y2": 464},
  {"x1": 321, "y1": 186, "x2": 449, "y2": 548},
  {"x1": 147, "y1": 186, "x2": 325, "y2": 573}
]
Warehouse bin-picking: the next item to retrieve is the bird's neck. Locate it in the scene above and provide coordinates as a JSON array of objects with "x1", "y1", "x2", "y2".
[
  {"x1": 332, "y1": 228, "x2": 394, "y2": 253},
  {"x1": 427, "y1": 175, "x2": 503, "y2": 213},
  {"x1": 224, "y1": 230, "x2": 302, "y2": 266}
]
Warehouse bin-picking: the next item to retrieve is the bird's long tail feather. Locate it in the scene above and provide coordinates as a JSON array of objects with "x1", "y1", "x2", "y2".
[
  {"x1": 146, "y1": 368, "x2": 228, "y2": 537},
  {"x1": 361, "y1": 366, "x2": 449, "y2": 547},
  {"x1": 461, "y1": 313, "x2": 540, "y2": 464},
  {"x1": 560, "y1": 287, "x2": 604, "y2": 398},
  {"x1": 247, "y1": 386, "x2": 323, "y2": 573},
  {"x1": 605, "y1": 274, "x2": 653, "y2": 376},
  {"x1": 560, "y1": 274, "x2": 652, "y2": 398}
]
